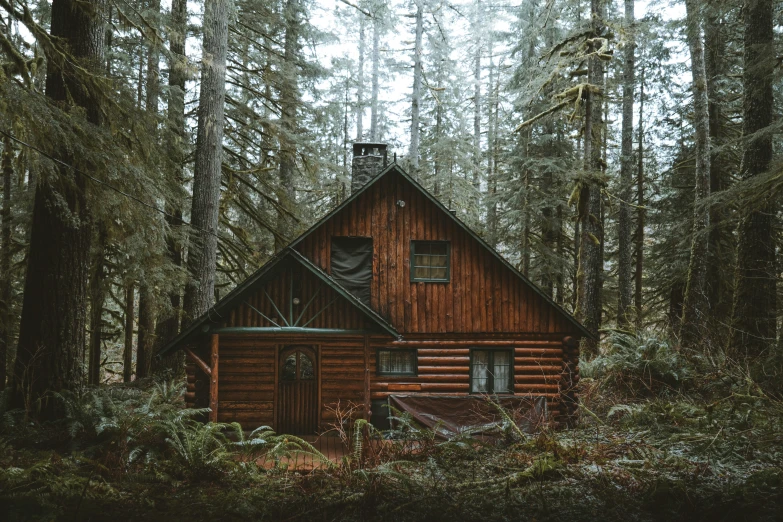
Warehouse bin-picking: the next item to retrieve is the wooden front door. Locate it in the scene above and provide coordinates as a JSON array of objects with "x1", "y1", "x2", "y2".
[{"x1": 277, "y1": 346, "x2": 318, "y2": 435}]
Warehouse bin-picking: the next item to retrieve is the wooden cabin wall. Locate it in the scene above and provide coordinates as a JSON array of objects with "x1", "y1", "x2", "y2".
[
  {"x1": 224, "y1": 264, "x2": 372, "y2": 330},
  {"x1": 216, "y1": 336, "x2": 276, "y2": 425},
  {"x1": 215, "y1": 334, "x2": 368, "y2": 429},
  {"x1": 295, "y1": 172, "x2": 574, "y2": 335},
  {"x1": 368, "y1": 335, "x2": 568, "y2": 421},
  {"x1": 209, "y1": 333, "x2": 578, "y2": 429},
  {"x1": 319, "y1": 338, "x2": 365, "y2": 427}
]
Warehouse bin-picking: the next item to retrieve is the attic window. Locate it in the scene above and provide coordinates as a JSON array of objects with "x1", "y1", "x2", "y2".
[{"x1": 411, "y1": 241, "x2": 450, "y2": 282}]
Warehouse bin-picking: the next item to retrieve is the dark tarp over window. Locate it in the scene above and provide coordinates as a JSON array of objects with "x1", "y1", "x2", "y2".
[
  {"x1": 384, "y1": 395, "x2": 548, "y2": 438},
  {"x1": 330, "y1": 237, "x2": 373, "y2": 306}
]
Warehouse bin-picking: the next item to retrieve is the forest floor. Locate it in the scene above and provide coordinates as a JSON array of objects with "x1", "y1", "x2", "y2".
[{"x1": 2, "y1": 333, "x2": 782, "y2": 521}]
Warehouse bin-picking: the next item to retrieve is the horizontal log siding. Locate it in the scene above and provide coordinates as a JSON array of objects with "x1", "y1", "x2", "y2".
[
  {"x1": 216, "y1": 337, "x2": 276, "y2": 426},
  {"x1": 215, "y1": 335, "x2": 368, "y2": 429},
  {"x1": 185, "y1": 362, "x2": 196, "y2": 408},
  {"x1": 225, "y1": 263, "x2": 371, "y2": 330},
  {"x1": 210, "y1": 334, "x2": 570, "y2": 428},
  {"x1": 295, "y1": 171, "x2": 575, "y2": 335},
  {"x1": 369, "y1": 339, "x2": 565, "y2": 416},
  {"x1": 319, "y1": 341, "x2": 365, "y2": 425}
]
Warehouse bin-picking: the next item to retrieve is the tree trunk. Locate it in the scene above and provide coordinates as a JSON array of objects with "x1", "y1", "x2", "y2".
[
  {"x1": 679, "y1": 0, "x2": 711, "y2": 349},
  {"x1": 12, "y1": 0, "x2": 104, "y2": 417},
  {"x1": 433, "y1": 79, "x2": 443, "y2": 196},
  {"x1": 486, "y1": 40, "x2": 499, "y2": 249},
  {"x1": 705, "y1": 5, "x2": 731, "y2": 329},
  {"x1": 87, "y1": 225, "x2": 107, "y2": 385},
  {"x1": 146, "y1": 0, "x2": 160, "y2": 115},
  {"x1": 0, "y1": 135, "x2": 12, "y2": 390},
  {"x1": 576, "y1": 0, "x2": 605, "y2": 355},
  {"x1": 137, "y1": 4, "x2": 161, "y2": 379},
  {"x1": 356, "y1": 13, "x2": 366, "y2": 141},
  {"x1": 617, "y1": 0, "x2": 635, "y2": 327},
  {"x1": 634, "y1": 65, "x2": 645, "y2": 328},
  {"x1": 275, "y1": 0, "x2": 301, "y2": 251},
  {"x1": 135, "y1": 284, "x2": 155, "y2": 379},
  {"x1": 472, "y1": 3, "x2": 481, "y2": 195},
  {"x1": 521, "y1": 149, "x2": 531, "y2": 278},
  {"x1": 408, "y1": 0, "x2": 423, "y2": 176},
  {"x1": 123, "y1": 283, "x2": 134, "y2": 383},
  {"x1": 182, "y1": 0, "x2": 229, "y2": 324},
  {"x1": 731, "y1": 0, "x2": 775, "y2": 358},
  {"x1": 555, "y1": 205, "x2": 564, "y2": 304},
  {"x1": 153, "y1": 0, "x2": 187, "y2": 374},
  {"x1": 370, "y1": 4, "x2": 380, "y2": 141}
]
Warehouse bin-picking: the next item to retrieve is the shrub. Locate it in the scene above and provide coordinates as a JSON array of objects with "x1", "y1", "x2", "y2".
[{"x1": 582, "y1": 331, "x2": 692, "y2": 394}]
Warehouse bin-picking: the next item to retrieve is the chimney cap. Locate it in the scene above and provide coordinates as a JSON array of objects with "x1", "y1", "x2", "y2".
[{"x1": 353, "y1": 142, "x2": 387, "y2": 156}]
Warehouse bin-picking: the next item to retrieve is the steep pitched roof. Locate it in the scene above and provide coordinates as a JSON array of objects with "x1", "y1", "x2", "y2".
[
  {"x1": 159, "y1": 162, "x2": 594, "y2": 358},
  {"x1": 289, "y1": 163, "x2": 595, "y2": 340},
  {"x1": 157, "y1": 248, "x2": 400, "y2": 357}
]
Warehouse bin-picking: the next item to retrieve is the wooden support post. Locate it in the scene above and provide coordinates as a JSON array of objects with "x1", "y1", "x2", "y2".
[
  {"x1": 273, "y1": 345, "x2": 279, "y2": 431},
  {"x1": 184, "y1": 346, "x2": 211, "y2": 376},
  {"x1": 209, "y1": 334, "x2": 219, "y2": 423},
  {"x1": 316, "y1": 344, "x2": 322, "y2": 430},
  {"x1": 363, "y1": 335, "x2": 371, "y2": 421}
]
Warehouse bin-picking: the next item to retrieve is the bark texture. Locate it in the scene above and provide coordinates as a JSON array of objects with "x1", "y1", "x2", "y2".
[
  {"x1": 634, "y1": 65, "x2": 645, "y2": 328},
  {"x1": 275, "y1": 0, "x2": 301, "y2": 251},
  {"x1": 1, "y1": 136, "x2": 12, "y2": 389},
  {"x1": 370, "y1": 3, "x2": 380, "y2": 140},
  {"x1": 679, "y1": 0, "x2": 711, "y2": 349},
  {"x1": 576, "y1": 0, "x2": 605, "y2": 355},
  {"x1": 135, "y1": 283, "x2": 155, "y2": 379},
  {"x1": 705, "y1": 5, "x2": 732, "y2": 328},
  {"x1": 152, "y1": 0, "x2": 187, "y2": 373},
  {"x1": 87, "y1": 225, "x2": 107, "y2": 385},
  {"x1": 183, "y1": 0, "x2": 229, "y2": 324},
  {"x1": 408, "y1": 0, "x2": 423, "y2": 176},
  {"x1": 356, "y1": 13, "x2": 366, "y2": 141},
  {"x1": 617, "y1": 0, "x2": 635, "y2": 327},
  {"x1": 731, "y1": 0, "x2": 775, "y2": 358},
  {"x1": 12, "y1": 0, "x2": 105, "y2": 415},
  {"x1": 123, "y1": 283, "x2": 134, "y2": 383},
  {"x1": 472, "y1": 4, "x2": 481, "y2": 194}
]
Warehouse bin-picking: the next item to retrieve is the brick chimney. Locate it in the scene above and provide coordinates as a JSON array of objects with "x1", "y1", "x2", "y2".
[{"x1": 351, "y1": 142, "x2": 388, "y2": 194}]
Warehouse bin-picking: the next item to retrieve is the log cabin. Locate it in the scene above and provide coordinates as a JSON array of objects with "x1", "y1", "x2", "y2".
[{"x1": 158, "y1": 143, "x2": 592, "y2": 435}]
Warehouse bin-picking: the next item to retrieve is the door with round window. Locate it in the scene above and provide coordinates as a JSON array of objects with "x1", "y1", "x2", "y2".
[{"x1": 277, "y1": 346, "x2": 318, "y2": 435}]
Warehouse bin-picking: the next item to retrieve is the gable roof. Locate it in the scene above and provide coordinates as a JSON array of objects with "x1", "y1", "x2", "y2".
[
  {"x1": 160, "y1": 162, "x2": 594, "y2": 358},
  {"x1": 290, "y1": 163, "x2": 594, "y2": 340},
  {"x1": 157, "y1": 248, "x2": 400, "y2": 357}
]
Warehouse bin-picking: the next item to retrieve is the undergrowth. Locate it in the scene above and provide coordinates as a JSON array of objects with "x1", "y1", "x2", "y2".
[{"x1": 1, "y1": 333, "x2": 782, "y2": 521}]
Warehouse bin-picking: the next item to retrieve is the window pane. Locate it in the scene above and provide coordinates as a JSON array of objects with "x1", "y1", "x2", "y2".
[
  {"x1": 431, "y1": 255, "x2": 447, "y2": 267},
  {"x1": 430, "y1": 267, "x2": 447, "y2": 280},
  {"x1": 412, "y1": 241, "x2": 450, "y2": 281},
  {"x1": 299, "y1": 352, "x2": 314, "y2": 380},
  {"x1": 472, "y1": 351, "x2": 489, "y2": 392},
  {"x1": 492, "y1": 351, "x2": 511, "y2": 393},
  {"x1": 431, "y1": 243, "x2": 447, "y2": 256},
  {"x1": 282, "y1": 354, "x2": 296, "y2": 381},
  {"x1": 378, "y1": 350, "x2": 415, "y2": 374}
]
